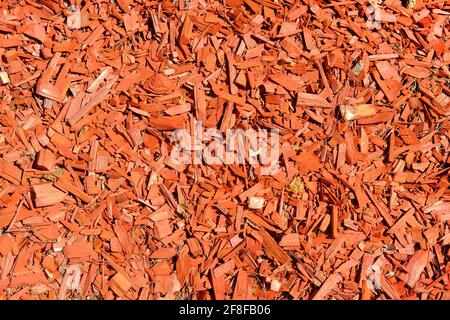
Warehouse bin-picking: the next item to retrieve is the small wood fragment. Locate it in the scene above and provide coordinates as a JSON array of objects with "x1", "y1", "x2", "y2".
[{"x1": 32, "y1": 183, "x2": 66, "y2": 207}]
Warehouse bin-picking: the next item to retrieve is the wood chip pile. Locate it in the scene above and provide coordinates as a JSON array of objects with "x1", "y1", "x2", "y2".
[{"x1": 0, "y1": 0, "x2": 449, "y2": 300}]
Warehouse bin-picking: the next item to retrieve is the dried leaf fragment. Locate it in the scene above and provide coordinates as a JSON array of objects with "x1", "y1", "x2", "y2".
[{"x1": 287, "y1": 176, "x2": 304, "y2": 193}]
